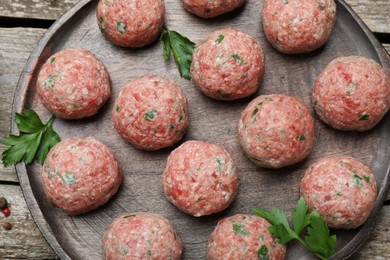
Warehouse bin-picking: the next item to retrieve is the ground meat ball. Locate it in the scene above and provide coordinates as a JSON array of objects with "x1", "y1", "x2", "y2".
[
  {"x1": 238, "y1": 94, "x2": 315, "y2": 168},
  {"x1": 112, "y1": 76, "x2": 189, "y2": 151},
  {"x1": 207, "y1": 214, "x2": 286, "y2": 259},
  {"x1": 262, "y1": 0, "x2": 336, "y2": 54},
  {"x1": 191, "y1": 29, "x2": 265, "y2": 100},
  {"x1": 37, "y1": 48, "x2": 110, "y2": 119},
  {"x1": 300, "y1": 156, "x2": 377, "y2": 229},
  {"x1": 182, "y1": 0, "x2": 246, "y2": 18},
  {"x1": 41, "y1": 137, "x2": 122, "y2": 215},
  {"x1": 313, "y1": 56, "x2": 390, "y2": 131},
  {"x1": 96, "y1": 0, "x2": 165, "y2": 48},
  {"x1": 103, "y1": 212, "x2": 183, "y2": 259},
  {"x1": 162, "y1": 141, "x2": 238, "y2": 217}
]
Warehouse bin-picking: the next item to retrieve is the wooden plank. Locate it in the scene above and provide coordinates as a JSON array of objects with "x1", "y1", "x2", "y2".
[
  {"x1": 0, "y1": 184, "x2": 58, "y2": 259},
  {"x1": 384, "y1": 44, "x2": 390, "y2": 55},
  {"x1": 8, "y1": 0, "x2": 390, "y2": 259},
  {"x1": 0, "y1": 27, "x2": 46, "y2": 183},
  {"x1": 0, "y1": 0, "x2": 77, "y2": 20},
  {"x1": 353, "y1": 206, "x2": 390, "y2": 259},
  {"x1": 345, "y1": 0, "x2": 390, "y2": 34},
  {"x1": 0, "y1": 0, "x2": 389, "y2": 34}
]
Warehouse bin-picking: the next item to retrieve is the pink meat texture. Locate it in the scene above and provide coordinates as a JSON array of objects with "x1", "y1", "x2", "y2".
[
  {"x1": 238, "y1": 94, "x2": 315, "y2": 168},
  {"x1": 162, "y1": 141, "x2": 238, "y2": 217},
  {"x1": 207, "y1": 214, "x2": 286, "y2": 259},
  {"x1": 300, "y1": 156, "x2": 377, "y2": 229},
  {"x1": 182, "y1": 0, "x2": 246, "y2": 18},
  {"x1": 112, "y1": 75, "x2": 189, "y2": 151},
  {"x1": 96, "y1": 0, "x2": 165, "y2": 47},
  {"x1": 37, "y1": 48, "x2": 111, "y2": 119},
  {"x1": 262, "y1": 0, "x2": 336, "y2": 54},
  {"x1": 103, "y1": 212, "x2": 183, "y2": 259},
  {"x1": 313, "y1": 56, "x2": 390, "y2": 131},
  {"x1": 191, "y1": 28, "x2": 265, "y2": 100},
  {"x1": 41, "y1": 137, "x2": 122, "y2": 215}
]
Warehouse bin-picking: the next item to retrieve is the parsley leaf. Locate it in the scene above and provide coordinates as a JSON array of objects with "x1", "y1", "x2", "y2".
[
  {"x1": 253, "y1": 197, "x2": 336, "y2": 260},
  {"x1": 2, "y1": 109, "x2": 61, "y2": 167},
  {"x1": 305, "y1": 211, "x2": 337, "y2": 258},
  {"x1": 161, "y1": 27, "x2": 195, "y2": 80},
  {"x1": 257, "y1": 245, "x2": 269, "y2": 260}
]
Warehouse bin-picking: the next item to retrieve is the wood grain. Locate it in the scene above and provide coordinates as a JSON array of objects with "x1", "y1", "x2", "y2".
[
  {"x1": 0, "y1": 0, "x2": 389, "y2": 259},
  {"x1": 9, "y1": 0, "x2": 390, "y2": 259},
  {"x1": 0, "y1": 0, "x2": 77, "y2": 20},
  {"x1": 0, "y1": 184, "x2": 58, "y2": 259},
  {"x1": 0, "y1": 0, "x2": 389, "y2": 34},
  {"x1": 0, "y1": 27, "x2": 46, "y2": 183}
]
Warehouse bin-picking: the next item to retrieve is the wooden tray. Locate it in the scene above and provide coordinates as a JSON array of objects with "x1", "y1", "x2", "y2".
[{"x1": 12, "y1": 0, "x2": 390, "y2": 259}]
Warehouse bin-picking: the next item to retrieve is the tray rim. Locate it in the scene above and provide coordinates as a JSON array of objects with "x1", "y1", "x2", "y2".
[{"x1": 11, "y1": 0, "x2": 390, "y2": 259}]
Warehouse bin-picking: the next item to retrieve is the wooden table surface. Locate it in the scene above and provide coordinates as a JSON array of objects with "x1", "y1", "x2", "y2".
[{"x1": 0, "y1": 0, "x2": 389, "y2": 259}]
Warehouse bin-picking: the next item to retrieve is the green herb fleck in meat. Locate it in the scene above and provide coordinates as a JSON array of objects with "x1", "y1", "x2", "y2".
[
  {"x1": 50, "y1": 57, "x2": 56, "y2": 64},
  {"x1": 178, "y1": 110, "x2": 186, "y2": 123},
  {"x1": 346, "y1": 90, "x2": 351, "y2": 95},
  {"x1": 116, "y1": 105, "x2": 120, "y2": 112},
  {"x1": 44, "y1": 75, "x2": 55, "y2": 88},
  {"x1": 116, "y1": 22, "x2": 127, "y2": 34},
  {"x1": 146, "y1": 239, "x2": 152, "y2": 245},
  {"x1": 258, "y1": 245, "x2": 269, "y2": 260},
  {"x1": 363, "y1": 176, "x2": 370, "y2": 182},
  {"x1": 217, "y1": 90, "x2": 231, "y2": 99},
  {"x1": 123, "y1": 214, "x2": 136, "y2": 218},
  {"x1": 169, "y1": 123, "x2": 175, "y2": 129},
  {"x1": 336, "y1": 192, "x2": 342, "y2": 196},
  {"x1": 232, "y1": 54, "x2": 247, "y2": 65},
  {"x1": 216, "y1": 157, "x2": 224, "y2": 172},
  {"x1": 63, "y1": 173, "x2": 76, "y2": 186},
  {"x1": 119, "y1": 244, "x2": 128, "y2": 255},
  {"x1": 215, "y1": 35, "x2": 225, "y2": 44},
  {"x1": 232, "y1": 222, "x2": 251, "y2": 236},
  {"x1": 257, "y1": 136, "x2": 263, "y2": 141},
  {"x1": 298, "y1": 134, "x2": 306, "y2": 141},
  {"x1": 359, "y1": 113, "x2": 369, "y2": 121},
  {"x1": 265, "y1": 97, "x2": 273, "y2": 101},
  {"x1": 352, "y1": 174, "x2": 363, "y2": 187},
  {"x1": 147, "y1": 249, "x2": 152, "y2": 256},
  {"x1": 144, "y1": 109, "x2": 157, "y2": 121},
  {"x1": 283, "y1": 0, "x2": 289, "y2": 4},
  {"x1": 317, "y1": 1, "x2": 324, "y2": 7},
  {"x1": 204, "y1": 8, "x2": 211, "y2": 13},
  {"x1": 252, "y1": 107, "x2": 259, "y2": 117},
  {"x1": 258, "y1": 101, "x2": 263, "y2": 106}
]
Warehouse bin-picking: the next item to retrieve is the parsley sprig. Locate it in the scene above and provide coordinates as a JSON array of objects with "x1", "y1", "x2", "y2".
[
  {"x1": 161, "y1": 27, "x2": 195, "y2": 80},
  {"x1": 253, "y1": 197, "x2": 336, "y2": 260},
  {"x1": 2, "y1": 109, "x2": 61, "y2": 167}
]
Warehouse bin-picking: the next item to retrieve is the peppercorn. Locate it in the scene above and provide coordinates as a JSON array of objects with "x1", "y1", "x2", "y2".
[
  {"x1": 2, "y1": 222, "x2": 12, "y2": 230},
  {"x1": 0, "y1": 197, "x2": 7, "y2": 209},
  {"x1": 2, "y1": 207, "x2": 11, "y2": 217}
]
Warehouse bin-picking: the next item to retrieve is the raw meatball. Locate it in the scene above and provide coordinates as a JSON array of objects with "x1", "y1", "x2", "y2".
[
  {"x1": 103, "y1": 212, "x2": 183, "y2": 259},
  {"x1": 96, "y1": 0, "x2": 165, "y2": 47},
  {"x1": 41, "y1": 137, "x2": 122, "y2": 214},
  {"x1": 262, "y1": 0, "x2": 336, "y2": 54},
  {"x1": 238, "y1": 94, "x2": 315, "y2": 168},
  {"x1": 207, "y1": 214, "x2": 286, "y2": 259},
  {"x1": 313, "y1": 56, "x2": 390, "y2": 131},
  {"x1": 37, "y1": 48, "x2": 110, "y2": 119},
  {"x1": 191, "y1": 29, "x2": 265, "y2": 100},
  {"x1": 182, "y1": 0, "x2": 246, "y2": 18},
  {"x1": 300, "y1": 156, "x2": 377, "y2": 229},
  {"x1": 162, "y1": 141, "x2": 238, "y2": 217},
  {"x1": 112, "y1": 76, "x2": 189, "y2": 151}
]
